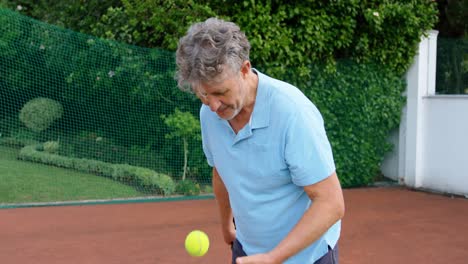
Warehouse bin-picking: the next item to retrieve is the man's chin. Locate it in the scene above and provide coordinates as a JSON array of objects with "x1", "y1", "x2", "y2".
[
  {"x1": 217, "y1": 109, "x2": 238, "y2": 121},
  {"x1": 217, "y1": 113, "x2": 235, "y2": 121}
]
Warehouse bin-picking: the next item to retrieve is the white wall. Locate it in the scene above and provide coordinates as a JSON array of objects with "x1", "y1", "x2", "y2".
[
  {"x1": 381, "y1": 31, "x2": 468, "y2": 196},
  {"x1": 421, "y1": 96, "x2": 468, "y2": 195}
]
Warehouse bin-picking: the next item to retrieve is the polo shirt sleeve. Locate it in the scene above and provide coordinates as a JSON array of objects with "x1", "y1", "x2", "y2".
[
  {"x1": 285, "y1": 105, "x2": 336, "y2": 186},
  {"x1": 200, "y1": 106, "x2": 214, "y2": 167}
]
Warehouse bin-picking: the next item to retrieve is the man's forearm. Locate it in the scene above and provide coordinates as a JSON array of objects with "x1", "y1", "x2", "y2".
[
  {"x1": 212, "y1": 167, "x2": 234, "y2": 227},
  {"x1": 270, "y1": 173, "x2": 345, "y2": 262},
  {"x1": 272, "y1": 198, "x2": 343, "y2": 262}
]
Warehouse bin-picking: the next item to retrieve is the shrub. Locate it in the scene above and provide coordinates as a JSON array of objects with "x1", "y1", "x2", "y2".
[
  {"x1": 56, "y1": 132, "x2": 170, "y2": 174},
  {"x1": 43, "y1": 140, "x2": 60, "y2": 153},
  {"x1": 175, "y1": 179, "x2": 201, "y2": 196},
  {"x1": 18, "y1": 145, "x2": 176, "y2": 195},
  {"x1": 201, "y1": 184, "x2": 213, "y2": 194},
  {"x1": 154, "y1": 173, "x2": 177, "y2": 196},
  {"x1": 19, "y1": 97, "x2": 63, "y2": 132}
]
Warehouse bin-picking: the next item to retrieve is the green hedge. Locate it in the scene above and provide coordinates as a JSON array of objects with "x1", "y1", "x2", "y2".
[
  {"x1": 302, "y1": 60, "x2": 406, "y2": 187},
  {"x1": 1, "y1": 1, "x2": 438, "y2": 187},
  {"x1": 18, "y1": 144, "x2": 176, "y2": 195}
]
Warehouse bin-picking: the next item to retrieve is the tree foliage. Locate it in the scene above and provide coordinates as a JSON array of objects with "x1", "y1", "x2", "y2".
[
  {"x1": 20, "y1": 97, "x2": 63, "y2": 132},
  {"x1": 162, "y1": 109, "x2": 201, "y2": 180}
]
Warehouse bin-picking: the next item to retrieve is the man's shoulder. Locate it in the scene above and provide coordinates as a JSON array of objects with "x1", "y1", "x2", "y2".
[
  {"x1": 258, "y1": 71, "x2": 309, "y2": 103},
  {"x1": 266, "y1": 78, "x2": 313, "y2": 114},
  {"x1": 258, "y1": 73, "x2": 323, "y2": 125}
]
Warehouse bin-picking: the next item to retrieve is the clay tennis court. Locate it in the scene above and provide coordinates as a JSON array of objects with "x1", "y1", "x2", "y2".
[{"x1": 1, "y1": 186, "x2": 467, "y2": 264}]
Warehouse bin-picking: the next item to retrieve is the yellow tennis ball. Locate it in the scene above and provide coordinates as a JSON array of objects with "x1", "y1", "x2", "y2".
[{"x1": 185, "y1": 230, "x2": 210, "y2": 257}]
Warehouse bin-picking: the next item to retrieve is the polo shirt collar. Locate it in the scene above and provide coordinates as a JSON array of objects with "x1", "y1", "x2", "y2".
[{"x1": 250, "y1": 69, "x2": 270, "y2": 130}]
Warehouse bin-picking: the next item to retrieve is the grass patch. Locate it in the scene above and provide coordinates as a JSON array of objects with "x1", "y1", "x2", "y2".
[{"x1": 0, "y1": 146, "x2": 143, "y2": 204}]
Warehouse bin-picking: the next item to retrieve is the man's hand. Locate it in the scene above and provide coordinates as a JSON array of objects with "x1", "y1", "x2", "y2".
[{"x1": 236, "y1": 253, "x2": 281, "y2": 264}]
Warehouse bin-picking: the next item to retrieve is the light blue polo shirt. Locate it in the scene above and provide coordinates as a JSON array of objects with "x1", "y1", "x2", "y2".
[{"x1": 200, "y1": 69, "x2": 340, "y2": 263}]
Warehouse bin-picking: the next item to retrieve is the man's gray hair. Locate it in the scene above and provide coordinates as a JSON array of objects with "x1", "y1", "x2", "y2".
[{"x1": 175, "y1": 17, "x2": 251, "y2": 92}]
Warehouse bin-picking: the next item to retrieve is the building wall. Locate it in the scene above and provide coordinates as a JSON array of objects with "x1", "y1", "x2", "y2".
[
  {"x1": 381, "y1": 31, "x2": 468, "y2": 196},
  {"x1": 421, "y1": 96, "x2": 468, "y2": 195}
]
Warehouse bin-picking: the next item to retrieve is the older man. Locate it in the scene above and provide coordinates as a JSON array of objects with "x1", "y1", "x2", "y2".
[{"x1": 175, "y1": 17, "x2": 344, "y2": 264}]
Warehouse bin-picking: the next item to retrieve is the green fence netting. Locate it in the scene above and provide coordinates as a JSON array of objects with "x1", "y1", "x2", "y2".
[
  {"x1": 0, "y1": 8, "x2": 212, "y2": 206},
  {"x1": 2, "y1": 7, "x2": 464, "y2": 207}
]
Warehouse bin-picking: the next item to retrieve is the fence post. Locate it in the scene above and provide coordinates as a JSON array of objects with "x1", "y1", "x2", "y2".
[
  {"x1": 400, "y1": 30, "x2": 439, "y2": 187},
  {"x1": 426, "y1": 30, "x2": 439, "y2": 95}
]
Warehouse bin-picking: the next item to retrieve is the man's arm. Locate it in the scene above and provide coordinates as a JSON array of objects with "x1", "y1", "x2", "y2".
[
  {"x1": 236, "y1": 171, "x2": 345, "y2": 264},
  {"x1": 213, "y1": 167, "x2": 236, "y2": 246}
]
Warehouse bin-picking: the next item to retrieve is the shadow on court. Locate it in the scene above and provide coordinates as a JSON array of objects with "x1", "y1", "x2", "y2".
[{"x1": 1, "y1": 186, "x2": 467, "y2": 264}]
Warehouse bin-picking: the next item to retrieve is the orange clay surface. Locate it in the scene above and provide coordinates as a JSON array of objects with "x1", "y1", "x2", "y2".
[{"x1": 1, "y1": 186, "x2": 467, "y2": 264}]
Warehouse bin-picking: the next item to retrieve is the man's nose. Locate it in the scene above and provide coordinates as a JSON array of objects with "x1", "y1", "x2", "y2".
[{"x1": 206, "y1": 96, "x2": 221, "y2": 112}]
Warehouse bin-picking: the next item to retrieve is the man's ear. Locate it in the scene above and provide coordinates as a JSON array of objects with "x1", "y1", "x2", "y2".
[{"x1": 240, "y1": 60, "x2": 251, "y2": 78}]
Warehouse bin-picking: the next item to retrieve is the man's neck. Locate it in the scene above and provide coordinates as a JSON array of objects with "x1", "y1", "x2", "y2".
[{"x1": 229, "y1": 71, "x2": 258, "y2": 133}]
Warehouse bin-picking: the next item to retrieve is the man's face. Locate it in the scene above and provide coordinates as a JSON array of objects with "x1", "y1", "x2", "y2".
[{"x1": 195, "y1": 72, "x2": 247, "y2": 121}]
